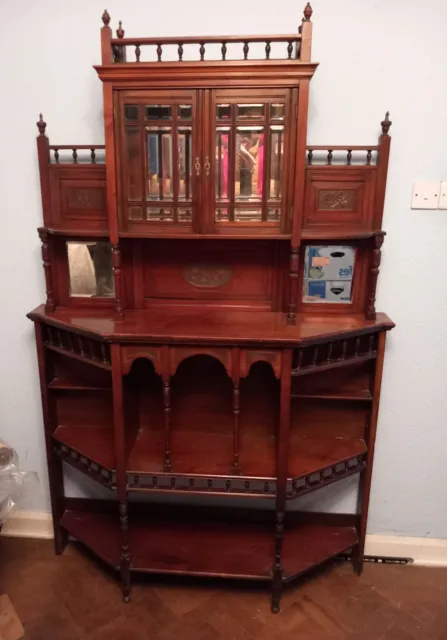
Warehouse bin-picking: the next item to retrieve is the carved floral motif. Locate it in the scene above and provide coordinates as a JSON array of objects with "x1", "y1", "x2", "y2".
[
  {"x1": 183, "y1": 264, "x2": 232, "y2": 288},
  {"x1": 318, "y1": 189, "x2": 355, "y2": 210},
  {"x1": 68, "y1": 187, "x2": 104, "y2": 210}
]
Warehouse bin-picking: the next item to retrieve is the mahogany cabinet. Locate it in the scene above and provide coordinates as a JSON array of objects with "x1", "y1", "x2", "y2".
[{"x1": 28, "y1": 4, "x2": 394, "y2": 613}]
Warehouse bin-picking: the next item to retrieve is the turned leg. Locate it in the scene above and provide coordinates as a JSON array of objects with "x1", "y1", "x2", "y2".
[
  {"x1": 119, "y1": 501, "x2": 132, "y2": 602},
  {"x1": 353, "y1": 332, "x2": 387, "y2": 575},
  {"x1": 271, "y1": 511, "x2": 285, "y2": 613},
  {"x1": 271, "y1": 350, "x2": 292, "y2": 613},
  {"x1": 112, "y1": 243, "x2": 124, "y2": 318},
  {"x1": 163, "y1": 378, "x2": 172, "y2": 472},
  {"x1": 34, "y1": 323, "x2": 67, "y2": 555},
  {"x1": 287, "y1": 246, "x2": 299, "y2": 324},
  {"x1": 232, "y1": 380, "x2": 241, "y2": 474}
]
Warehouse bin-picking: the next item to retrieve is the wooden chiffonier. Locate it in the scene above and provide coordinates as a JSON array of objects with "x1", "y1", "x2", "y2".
[{"x1": 28, "y1": 5, "x2": 394, "y2": 612}]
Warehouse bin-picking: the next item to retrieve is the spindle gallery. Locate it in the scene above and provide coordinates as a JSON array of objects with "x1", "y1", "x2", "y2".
[{"x1": 28, "y1": 4, "x2": 394, "y2": 613}]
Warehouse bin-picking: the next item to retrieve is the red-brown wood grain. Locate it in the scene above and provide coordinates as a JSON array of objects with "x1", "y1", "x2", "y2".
[{"x1": 28, "y1": 5, "x2": 395, "y2": 612}]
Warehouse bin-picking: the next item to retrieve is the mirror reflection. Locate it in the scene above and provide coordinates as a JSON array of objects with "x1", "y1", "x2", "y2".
[
  {"x1": 236, "y1": 104, "x2": 264, "y2": 119},
  {"x1": 146, "y1": 127, "x2": 173, "y2": 201},
  {"x1": 215, "y1": 127, "x2": 230, "y2": 200},
  {"x1": 235, "y1": 127, "x2": 264, "y2": 201},
  {"x1": 268, "y1": 125, "x2": 284, "y2": 200},
  {"x1": 145, "y1": 105, "x2": 172, "y2": 120},
  {"x1": 178, "y1": 127, "x2": 192, "y2": 201},
  {"x1": 67, "y1": 242, "x2": 114, "y2": 298}
]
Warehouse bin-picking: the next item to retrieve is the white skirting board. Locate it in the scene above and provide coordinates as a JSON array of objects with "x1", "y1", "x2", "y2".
[
  {"x1": 1, "y1": 511, "x2": 53, "y2": 540},
  {"x1": 2, "y1": 511, "x2": 447, "y2": 567}
]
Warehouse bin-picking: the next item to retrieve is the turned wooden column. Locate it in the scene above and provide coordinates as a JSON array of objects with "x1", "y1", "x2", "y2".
[
  {"x1": 38, "y1": 228, "x2": 55, "y2": 312},
  {"x1": 271, "y1": 349, "x2": 292, "y2": 613},
  {"x1": 287, "y1": 246, "x2": 299, "y2": 323},
  {"x1": 162, "y1": 377, "x2": 172, "y2": 472},
  {"x1": 112, "y1": 244, "x2": 123, "y2": 317},
  {"x1": 365, "y1": 234, "x2": 384, "y2": 320},
  {"x1": 111, "y1": 344, "x2": 131, "y2": 602},
  {"x1": 231, "y1": 347, "x2": 241, "y2": 475}
]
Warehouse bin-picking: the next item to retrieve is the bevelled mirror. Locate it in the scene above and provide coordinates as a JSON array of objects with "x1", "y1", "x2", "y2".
[
  {"x1": 302, "y1": 245, "x2": 356, "y2": 304},
  {"x1": 67, "y1": 241, "x2": 114, "y2": 298}
]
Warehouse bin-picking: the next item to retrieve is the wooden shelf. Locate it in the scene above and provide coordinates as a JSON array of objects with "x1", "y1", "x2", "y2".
[
  {"x1": 28, "y1": 305, "x2": 395, "y2": 347},
  {"x1": 301, "y1": 228, "x2": 385, "y2": 241},
  {"x1": 45, "y1": 343, "x2": 112, "y2": 370},
  {"x1": 283, "y1": 523, "x2": 358, "y2": 581},
  {"x1": 60, "y1": 509, "x2": 358, "y2": 581},
  {"x1": 53, "y1": 425, "x2": 115, "y2": 470},
  {"x1": 49, "y1": 376, "x2": 112, "y2": 392},
  {"x1": 291, "y1": 390, "x2": 372, "y2": 402},
  {"x1": 53, "y1": 424, "x2": 366, "y2": 486}
]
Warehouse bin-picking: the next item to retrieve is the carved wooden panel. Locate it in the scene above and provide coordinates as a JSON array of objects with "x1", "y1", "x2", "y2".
[
  {"x1": 169, "y1": 346, "x2": 232, "y2": 377},
  {"x1": 49, "y1": 166, "x2": 108, "y2": 232},
  {"x1": 140, "y1": 239, "x2": 279, "y2": 310},
  {"x1": 121, "y1": 345, "x2": 164, "y2": 376},
  {"x1": 183, "y1": 264, "x2": 232, "y2": 288},
  {"x1": 317, "y1": 189, "x2": 355, "y2": 210},
  {"x1": 303, "y1": 168, "x2": 376, "y2": 230},
  {"x1": 240, "y1": 349, "x2": 282, "y2": 379},
  {"x1": 67, "y1": 187, "x2": 104, "y2": 210}
]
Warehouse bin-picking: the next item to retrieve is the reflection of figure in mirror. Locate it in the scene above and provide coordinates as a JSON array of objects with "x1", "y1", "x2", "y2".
[
  {"x1": 236, "y1": 132, "x2": 264, "y2": 200},
  {"x1": 216, "y1": 133, "x2": 229, "y2": 199},
  {"x1": 67, "y1": 242, "x2": 114, "y2": 298},
  {"x1": 239, "y1": 135, "x2": 256, "y2": 197},
  {"x1": 216, "y1": 130, "x2": 265, "y2": 202}
]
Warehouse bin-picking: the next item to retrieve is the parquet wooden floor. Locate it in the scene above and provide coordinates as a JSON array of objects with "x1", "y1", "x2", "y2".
[{"x1": 1, "y1": 538, "x2": 447, "y2": 640}]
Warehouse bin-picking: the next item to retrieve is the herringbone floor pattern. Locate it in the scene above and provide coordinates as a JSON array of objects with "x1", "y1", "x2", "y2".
[{"x1": 1, "y1": 538, "x2": 446, "y2": 639}]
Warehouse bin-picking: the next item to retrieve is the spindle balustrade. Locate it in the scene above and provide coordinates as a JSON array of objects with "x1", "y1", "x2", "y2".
[{"x1": 306, "y1": 146, "x2": 380, "y2": 166}]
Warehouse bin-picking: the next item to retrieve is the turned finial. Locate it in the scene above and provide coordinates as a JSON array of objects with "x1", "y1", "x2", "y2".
[
  {"x1": 303, "y1": 2, "x2": 313, "y2": 21},
  {"x1": 381, "y1": 111, "x2": 392, "y2": 135},
  {"x1": 101, "y1": 9, "x2": 110, "y2": 26},
  {"x1": 37, "y1": 113, "x2": 46, "y2": 136},
  {"x1": 116, "y1": 21, "x2": 125, "y2": 39}
]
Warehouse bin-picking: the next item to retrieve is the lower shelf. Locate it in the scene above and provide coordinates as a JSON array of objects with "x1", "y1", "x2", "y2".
[{"x1": 60, "y1": 509, "x2": 358, "y2": 583}]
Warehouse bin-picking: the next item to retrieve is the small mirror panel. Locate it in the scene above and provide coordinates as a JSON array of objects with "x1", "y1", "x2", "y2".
[{"x1": 67, "y1": 241, "x2": 114, "y2": 298}]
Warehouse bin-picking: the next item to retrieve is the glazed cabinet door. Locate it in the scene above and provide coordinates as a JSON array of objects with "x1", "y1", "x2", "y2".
[
  {"x1": 204, "y1": 89, "x2": 295, "y2": 236},
  {"x1": 117, "y1": 90, "x2": 199, "y2": 235}
]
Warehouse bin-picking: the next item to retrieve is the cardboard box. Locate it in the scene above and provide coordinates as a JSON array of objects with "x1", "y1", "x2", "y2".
[
  {"x1": 304, "y1": 246, "x2": 355, "y2": 281},
  {"x1": 304, "y1": 279, "x2": 352, "y2": 303},
  {"x1": 303, "y1": 245, "x2": 355, "y2": 304}
]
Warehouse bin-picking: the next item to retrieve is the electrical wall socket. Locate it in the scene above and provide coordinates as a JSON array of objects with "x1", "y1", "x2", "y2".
[
  {"x1": 438, "y1": 182, "x2": 447, "y2": 210},
  {"x1": 411, "y1": 181, "x2": 440, "y2": 209}
]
